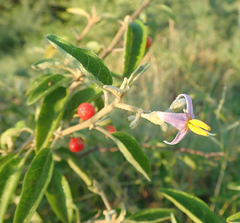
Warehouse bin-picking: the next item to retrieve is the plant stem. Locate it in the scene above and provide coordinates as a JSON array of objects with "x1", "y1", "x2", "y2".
[
  {"x1": 61, "y1": 98, "x2": 120, "y2": 136},
  {"x1": 116, "y1": 103, "x2": 141, "y2": 113},
  {"x1": 16, "y1": 135, "x2": 34, "y2": 155},
  {"x1": 103, "y1": 90, "x2": 109, "y2": 107}
]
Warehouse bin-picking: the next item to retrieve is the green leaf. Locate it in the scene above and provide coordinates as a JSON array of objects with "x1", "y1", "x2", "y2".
[
  {"x1": 1, "y1": 128, "x2": 23, "y2": 149},
  {"x1": 45, "y1": 167, "x2": 73, "y2": 223},
  {"x1": 0, "y1": 153, "x2": 16, "y2": 171},
  {"x1": 31, "y1": 58, "x2": 63, "y2": 70},
  {"x1": 30, "y1": 212, "x2": 44, "y2": 223},
  {"x1": 123, "y1": 20, "x2": 147, "y2": 78},
  {"x1": 0, "y1": 157, "x2": 24, "y2": 223},
  {"x1": 158, "y1": 188, "x2": 221, "y2": 223},
  {"x1": 170, "y1": 213, "x2": 181, "y2": 223},
  {"x1": 158, "y1": 4, "x2": 177, "y2": 22},
  {"x1": 178, "y1": 155, "x2": 197, "y2": 170},
  {"x1": 127, "y1": 62, "x2": 150, "y2": 86},
  {"x1": 125, "y1": 208, "x2": 173, "y2": 223},
  {"x1": 94, "y1": 96, "x2": 104, "y2": 111},
  {"x1": 63, "y1": 86, "x2": 101, "y2": 120},
  {"x1": 25, "y1": 74, "x2": 51, "y2": 96},
  {"x1": 26, "y1": 74, "x2": 71, "y2": 105},
  {"x1": 227, "y1": 182, "x2": 240, "y2": 191},
  {"x1": 55, "y1": 148, "x2": 92, "y2": 186},
  {"x1": 45, "y1": 34, "x2": 112, "y2": 87},
  {"x1": 13, "y1": 147, "x2": 54, "y2": 223},
  {"x1": 66, "y1": 8, "x2": 90, "y2": 20},
  {"x1": 36, "y1": 87, "x2": 68, "y2": 151},
  {"x1": 111, "y1": 132, "x2": 151, "y2": 181},
  {"x1": 227, "y1": 211, "x2": 240, "y2": 223}
]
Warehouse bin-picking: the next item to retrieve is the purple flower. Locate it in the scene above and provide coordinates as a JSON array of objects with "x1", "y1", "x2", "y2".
[{"x1": 158, "y1": 94, "x2": 215, "y2": 145}]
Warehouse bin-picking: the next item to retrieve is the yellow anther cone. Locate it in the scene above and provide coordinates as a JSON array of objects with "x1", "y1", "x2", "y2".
[
  {"x1": 189, "y1": 119, "x2": 211, "y2": 131},
  {"x1": 188, "y1": 123, "x2": 209, "y2": 136}
]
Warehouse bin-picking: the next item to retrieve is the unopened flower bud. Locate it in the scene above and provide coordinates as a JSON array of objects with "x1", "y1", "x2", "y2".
[
  {"x1": 127, "y1": 115, "x2": 136, "y2": 122},
  {"x1": 129, "y1": 117, "x2": 139, "y2": 129},
  {"x1": 167, "y1": 98, "x2": 186, "y2": 113}
]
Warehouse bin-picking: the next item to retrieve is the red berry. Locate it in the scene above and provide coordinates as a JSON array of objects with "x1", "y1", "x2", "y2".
[
  {"x1": 106, "y1": 125, "x2": 116, "y2": 134},
  {"x1": 69, "y1": 138, "x2": 84, "y2": 152},
  {"x1": 146, "y1": 36, "x2": 153, "y2": 49},
  {"x1": 77, "y1": 103, "x2": 95, "y2": 120}
]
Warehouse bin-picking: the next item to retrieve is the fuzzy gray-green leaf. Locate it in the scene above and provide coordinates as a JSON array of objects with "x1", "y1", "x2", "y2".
[
  {"x1": 36, "y1": 87, "x2": 68, "y2": 151},
  {"x1": 13, "y1": 148, "x2": 54, "y2": 223},
  {"x1": 112, "y1": 132, "x2": 151, "y2": 181},
  {"x1": 123, "y1": 20, "x2": 147, "y2": 78},
  {"x1": 45, "y1": 34, "x2": 112, "y2": 87},
  {"x1": 26, "y1": 74, "x2": 71, "y2": 105},
  {"x1": 125, "y1": 208, "x2": 173, "y2": 223},
  {"x1": 158, "y1": 188, "x2": 221, "y2": 223},
  {"x1": 45, "y1": 167, "x2": 73, "y2": 223},
  {"x1": 0, "y1": 157, "x2": 24, "y2": 223}
]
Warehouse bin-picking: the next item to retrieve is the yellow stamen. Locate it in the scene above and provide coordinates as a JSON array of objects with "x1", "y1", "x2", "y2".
[
  {"x1": 189, "y1": 119, "x2": 211, "y2": 131},
  {"x1": 188, "y1": 123, "x2": 209, "y2": 136}
]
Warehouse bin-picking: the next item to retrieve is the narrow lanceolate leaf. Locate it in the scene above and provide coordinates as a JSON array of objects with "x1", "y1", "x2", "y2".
[
  {"x1": 1, "y1": 128, "x2": 23, "y2": 149},
  {"x1": 112, "y1": 132, "x2": 151, "y2": 181},
  {"x1": 0, "y1": 157, "x2": 24, "y2": 223},
  {"x1": 45, "y1": 34, "x2": 113, "y2": 87},
  {"x1": 55, "y1": 148, "x2": 92, "y2": 186},
  {"x1": 227, "y1": 211, "x2": 240, "y2": 223},
  {"x1": 227, "y1": 181, "x2": 240, "y2": 191},
  {"x1": 31, "y1": 58, "x2": 63, "y2": 70},
  {"x1": 158, "y1": 4, "x2": 177, "y2": 22},
  {"x1": 125, "y1": 208, "x2": 173, "y2": 223},
  {"x1": 170, "y1": 213, "x2": 180, "y2": 223},
  {"x1": 63, "y1": 86, "x2": 101, "y2": 120},
  {"x1": 36, "y1": 87, "x2": 68, "y2": 151},
  {"x1": 45, "y1": 168, "x2": 73, "y2": 223},
  {"x1": 66, "y1": 8, "x2": 91, "y2": 20},
  {"x1": 158, "y1": 188, "x2": 221, "y2": 223},
  {"x1": 25, "y1": 74, "x2": 51, "y2": 96},
  {"x1": 13, "y1": 148, "x2": 54, "y2": 223},
  {"x1": 26, "y1": 74, "x2": 71, "y2": 105},
  {"x1": 127, "y1": 62, "x2": 150, "y2": 87},
  {"x1": 123, "y1": 20, "x2": 147, "y2": 78},
  {"x1": 0, "y1": 153, "x2": 16, "y2": 171}
]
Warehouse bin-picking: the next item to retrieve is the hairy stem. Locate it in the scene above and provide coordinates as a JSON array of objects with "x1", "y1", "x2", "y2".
[
  {"x1": 61, "y1": 98, "x2": 120, "y2": 136},
  {"x1": 116, "y1": 103, "x2": 141, "y2": 113}
]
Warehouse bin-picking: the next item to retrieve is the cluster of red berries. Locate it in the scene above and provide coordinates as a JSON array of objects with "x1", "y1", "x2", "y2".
[{"x1": 69, "y1": 103, "x2": 116, "y2": 153}]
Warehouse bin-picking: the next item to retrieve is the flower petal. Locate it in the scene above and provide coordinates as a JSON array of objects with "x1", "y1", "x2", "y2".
[
  {"x1": 176, "y1": 94, "x2": 194, "y2": 117},
  {"x1": 157, "y1": 112, "x2": 189, "y2": 130},
  {"x1": 164, "y1": 127, "x2": 189, "y2": 145}
]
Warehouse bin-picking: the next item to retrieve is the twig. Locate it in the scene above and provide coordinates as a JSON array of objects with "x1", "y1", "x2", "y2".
[
  {"x1": 60, "y1": 97, "x2": 120, "y2": 136},
  {"x1": 77, "y1": 146, "x2": 99, "y2": 157},
  {"x1": 115, "y1": 103, "x2": 141, "y2": 113},
  {"x1": 177, "y1": 148, "x2": 224, "y2": 159},
  {"x1": 16, "y1": 135, "x2": 34, "y2": 155}
]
